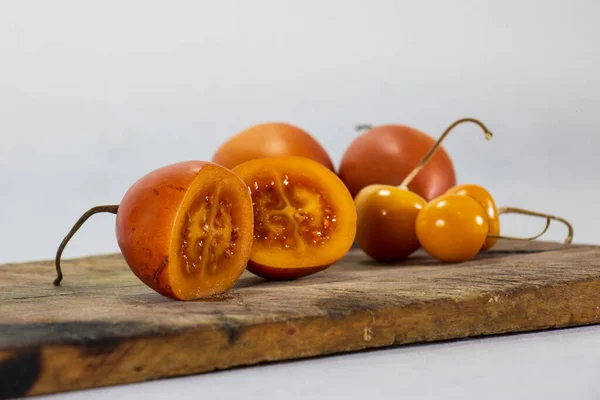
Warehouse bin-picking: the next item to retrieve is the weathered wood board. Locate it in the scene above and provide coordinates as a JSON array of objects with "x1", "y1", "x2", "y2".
[{"x1": 1, "y1": 240, "x2": 600, "y2": 399}]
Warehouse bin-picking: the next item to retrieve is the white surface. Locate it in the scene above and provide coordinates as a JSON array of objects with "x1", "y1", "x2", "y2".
[
  {"x1": 36, "y1": 325, "x2": 600, "y2": 400},
  {"x1": 1, "y1": 1, "x2": 599, "y2": 399},
  {"x1": 1, "y1": 0, "x2": 600, "y2": 264}
]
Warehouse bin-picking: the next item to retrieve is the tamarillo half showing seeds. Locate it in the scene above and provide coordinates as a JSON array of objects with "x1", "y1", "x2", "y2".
[
  {"x1": 54, "y1": 161, "x2": 254, "y2": 300},
  {"x1": 232, "y1": 156, "x2": 356, "y2": 280},
  {"x1": 212, "y1": 122, "x2": 335, "y2": 172}
]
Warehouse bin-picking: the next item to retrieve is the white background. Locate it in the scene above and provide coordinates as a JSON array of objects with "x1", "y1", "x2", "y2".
[
  {"x1": 2, "y1": 1, "x2": 600, "y2": 399},
  {"x1": 1, "y1": 0, "x2": 599, "y2": 263}
]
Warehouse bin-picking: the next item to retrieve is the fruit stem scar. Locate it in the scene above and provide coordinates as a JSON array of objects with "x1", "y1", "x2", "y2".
[
  {"x1": 54, "y1": 205, "x2": 119, "y2": 286},
  {"x1": 399, "y1": 118, "x2": 493, "y2": 190},
  {"x1": 153, "y1": 257, "x2": 169, "y2": 284},
  {"x1": 355, "y1": 124, "x2": 373, "y2": 133},
  {"x1": 495, "y1": 207, "x2": 574, "y2": 244}
]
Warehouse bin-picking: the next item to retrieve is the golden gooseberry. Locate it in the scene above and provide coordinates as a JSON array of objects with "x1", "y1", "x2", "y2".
[{"x1": 212, "y1": 122, "x2": 335, "y2": 172}]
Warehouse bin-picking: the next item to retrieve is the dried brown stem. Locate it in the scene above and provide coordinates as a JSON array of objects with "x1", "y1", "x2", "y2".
[
  {"x1": 399, "y1": 118, "x2": 493, "y2": 189},
  {"x1": 54, "y1": 205, "x2": 119, "y2": 286},
  {"x1": 496, "y1": 206, "x2": 573, "y2": 244},
  {"x1": 488, "y1": 216, "x2": 551, "y2": 241}
]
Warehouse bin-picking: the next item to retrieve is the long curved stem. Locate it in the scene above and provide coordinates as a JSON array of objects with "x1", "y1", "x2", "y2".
[
  {"x1": 54, "y1": 205, "x2": 119, "y2": 286},
  {"x1": 488, "y1": 217, "x2": 551, "y2": 241},
  {"x1": 496, "y1": 206, "x2": 574, "y2": 244},
  {"x1": 399, "y1": 118, "x2": 493, "y2": 189}
]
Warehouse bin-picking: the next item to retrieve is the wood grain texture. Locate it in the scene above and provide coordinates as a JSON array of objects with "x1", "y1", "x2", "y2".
[{"x1": 1, "y1": 240, "x2": 599, "y2": 398}]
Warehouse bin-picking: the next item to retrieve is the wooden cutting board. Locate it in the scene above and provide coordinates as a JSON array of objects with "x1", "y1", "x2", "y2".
[{"x1": 1, "y1": 240, "x2": 600, "y2": 399}]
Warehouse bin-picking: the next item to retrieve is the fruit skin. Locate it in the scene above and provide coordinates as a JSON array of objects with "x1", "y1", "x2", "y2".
[
  {"x1": 232, "y1": 156, "x2": 356, "y2": 280},
  {"x1": 246, "y1": 264, "x2": 330, "y2": 281},
  {"x1": 354, "y1": 184, "x2": 427, "y2": 262},
  {"x1": 212, "y1": 122, "x2": 335, "y2": 172},
  {"x1": 415, "y1": 194, "x2": 489, "y2": 263},
  {"x1": 339, "y1": 124, "x2": 456, "y2": 201},
  {"x1": 445, "y1": 184, "x2": 499, "y2": 251},
  {"x1": 115, "y1": 161, "x2": 253, "y2": 300}
]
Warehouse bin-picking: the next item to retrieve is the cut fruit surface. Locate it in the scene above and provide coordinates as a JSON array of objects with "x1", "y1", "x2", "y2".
[
  {"x1": 116, "y1": 161, "x2": 253, "y2": 300},
  {"x1": 169, "y1": 165, "x2": 254, "y2": 299},
  {"x1": 232, "y1": 156, "x2": 356, "y2": 280}
]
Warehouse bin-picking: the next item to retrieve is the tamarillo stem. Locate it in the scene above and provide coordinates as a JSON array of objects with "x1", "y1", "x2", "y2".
[
  {"x1": 399, "y1": 118, "x2": 493, "y2": 190},
  {"x1": 355, "y1": 124, "x2": 374, "y2": 132},
  {"x1": 54, "y1": 205, "x2": 119, "y2": 286},
  {"x1": 488, "y1": 216, "x2": 552, "y2": 241},
  {"x1": 496, "y1": 206, "x2": 574, "y2": 244}
]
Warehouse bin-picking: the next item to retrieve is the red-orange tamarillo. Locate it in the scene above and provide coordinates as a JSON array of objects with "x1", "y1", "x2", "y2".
[
  {"x1": 54, "y1": 161, "x2": 254, "y2": 300},
  {"x1": 212, "y1": 122, "x2": 335, "y2": 172},
  {"x1": 339, "y1": 122, "x2": 456, "y2": 201},
  {"x1": 231, "y1": 156, "x2": 356, "y2": 280}
]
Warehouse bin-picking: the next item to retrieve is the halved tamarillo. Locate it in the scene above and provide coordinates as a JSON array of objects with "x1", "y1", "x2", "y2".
[
  {"x1": 54, "y1": 161, "x2": 254, "y2": 301},
  {"x1": 232, "y1": 156, "x2": 356, "y2": 280}
]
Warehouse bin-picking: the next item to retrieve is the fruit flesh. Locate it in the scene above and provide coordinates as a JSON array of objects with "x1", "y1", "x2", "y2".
[
  {"x1": 252, "y1": 173, "x2": 337, "y2": 249},
  {"x1": 178, "y1": 191, "x2": 237, "y2": 275},
  {"x1": 116, "y1": 161, "x2": 253, "y2": 300},
  {"x1": 212, "y1": 122, "x2": 335, "y2": 172},
  {"x1": 339, "y1": 124, "x2": 456, "y2": 201},
  {"x1": 415, "y1": 194, "x2": 489, "y2": 262},
  {"x1": 232, "y1": 156, "x2": 356, "y2": 279},
  {"x1": 169, "y1": 171, "x2": 253, "y2": 299},
  {"x1": 354, "y1": 184, "x2": 427, "y2": 261}
]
